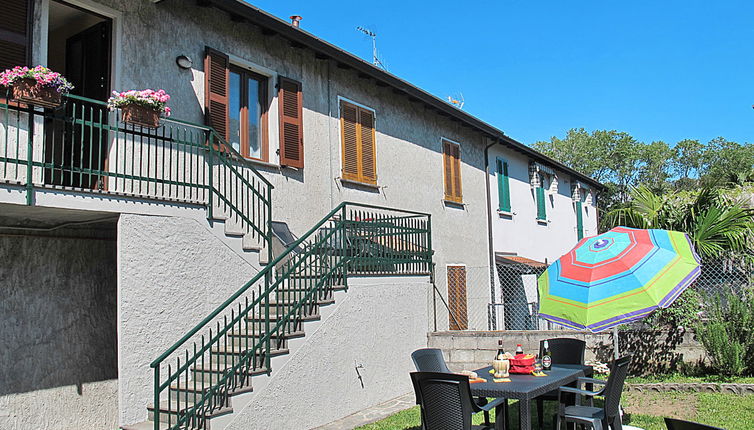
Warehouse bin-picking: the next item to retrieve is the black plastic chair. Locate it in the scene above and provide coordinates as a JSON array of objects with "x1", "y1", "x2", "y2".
[
  {"x1": 664, "y1": 418, "x2": 725, "y2": 430},
  {"x1": 411, "y1": 348, "x2": 452, "y2": 373},
  {"x1": 534, "y1": 338, "x2": 586, "y2": 430},
  {"x1": 555, "y1": 355, "x2": 632, "y2": 430},
  {"x1": 411, "y1": 348, "x2": 500, "y2": 428},
  {"x1": 411, "y1": 372, "x2": 505, "y2": 430}
]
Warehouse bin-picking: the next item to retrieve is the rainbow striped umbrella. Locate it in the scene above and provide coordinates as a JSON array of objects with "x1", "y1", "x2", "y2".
[{"x1": 538, "y1": 226, "x2": 701, "y2": 332}]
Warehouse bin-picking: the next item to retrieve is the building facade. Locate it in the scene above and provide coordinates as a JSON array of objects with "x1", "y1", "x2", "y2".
[{"x1": 0, "y1": 1, "x2": 601, "y2": 429}]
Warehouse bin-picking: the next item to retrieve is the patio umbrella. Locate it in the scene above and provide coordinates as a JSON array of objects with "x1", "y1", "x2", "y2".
[{"x1": 537, "y1": 226, "x2": 701, "y2": 335}]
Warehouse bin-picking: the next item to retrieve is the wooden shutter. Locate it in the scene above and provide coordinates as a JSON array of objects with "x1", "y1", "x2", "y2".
[
  {"x1": 204, "y1": 47, "x2": 229, "y2": 141},
  {"x1": 358, "y1": 107, "x2": 376, "y2": 184},
  {"x1": 497, "y1": 159, "x2": 511, "y2": 212},
  {"x1": 576, "y1": 200, "x2": 584, "y2": 240},
  {"x1": 340, "y1": 101, "x2": 376, "y2": 184},
  {"x1": 0, "y1": 0, "x2": 31, "y2": 73},
  {"x1": 443, "y1": 140, "x2": 462, "y2": 203},
  {"x1": 447, "y1": 266, "x2": 468, "y2": 330},
  {"x1": 278, "y1": 76, "x2": 303, "y2": 168},
  {"x1": 536, "y1": 184, "x2": 547, "y2": 220},
  {"x1": 340, "y1": 102, "x2": 359, "y2": 181}
]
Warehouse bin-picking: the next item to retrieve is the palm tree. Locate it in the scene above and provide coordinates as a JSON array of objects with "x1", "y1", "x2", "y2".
[{"x1": 602, "y1": 185, "x2": 754, "y2": 263}]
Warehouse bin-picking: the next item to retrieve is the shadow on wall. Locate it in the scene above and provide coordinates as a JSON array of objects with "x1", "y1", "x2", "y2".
[
  {"x1": 0, "y1": 232, "x2": 118, "y2": 395},
  {"x1": 593, "y1": 329, "x2": 700, "y2": 376}
]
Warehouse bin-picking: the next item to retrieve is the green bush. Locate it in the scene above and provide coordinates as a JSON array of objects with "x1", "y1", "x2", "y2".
[
  {"x1": 645, "y1": 288, "x2": 702, "y2": 329},
  {"x1": 695, "y1": 290, "x2": 754, "y2": 376}
]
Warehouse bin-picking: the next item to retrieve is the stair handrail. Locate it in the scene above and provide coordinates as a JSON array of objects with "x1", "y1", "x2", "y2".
[{"x1": 149, "y1": 201, "x2": 428, "y2": 368}]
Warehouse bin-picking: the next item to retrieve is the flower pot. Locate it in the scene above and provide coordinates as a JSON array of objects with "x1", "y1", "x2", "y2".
[
  {"x1": 12, "y1": 78, "x2": 63, "y2": 108},
  {"x1": 121, "y1": 103, "x2": 161, "y2": 128}
]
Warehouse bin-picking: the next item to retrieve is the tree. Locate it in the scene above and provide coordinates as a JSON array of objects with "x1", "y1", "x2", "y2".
[
  {"x1": 602, "y1": 186, "x2": 754, "y2": 263},
  {"x1": 701, "y1": 138, "x2": 754, "y2": 186},
  {"x1": 638, "y1": 140, "x2": 674, "y2": 192},
  {"x1": 673, "y1": 139, "x2": 705, "y2": 179}
]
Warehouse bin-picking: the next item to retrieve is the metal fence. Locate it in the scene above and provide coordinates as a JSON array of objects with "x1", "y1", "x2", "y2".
[{"x1": 432, "y1": 257, "x2": 754, "y2": 332}]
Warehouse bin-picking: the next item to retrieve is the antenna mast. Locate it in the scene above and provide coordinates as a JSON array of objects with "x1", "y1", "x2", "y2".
[{"x1": 356, "y1": 26, "x2": 387, "y2": 70}]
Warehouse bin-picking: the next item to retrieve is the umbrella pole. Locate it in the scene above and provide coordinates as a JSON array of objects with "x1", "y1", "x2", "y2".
[{"x1": 613, "y1": 326, "x2": 619, "y2": 359}]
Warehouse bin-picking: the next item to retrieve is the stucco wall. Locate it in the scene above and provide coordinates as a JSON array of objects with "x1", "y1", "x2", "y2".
[
  {"x1": 22, "y1": 0, "x2": 495, "y2": 331},
  {"x1": 488, "y1": 146, "x2": 598, "y2": 265},
  {"x1": 117, "y1": 214, "x2": 260, "y2": 426},
  {"x1": 224, "y1": 276, "x2": 430, "y2": 430},
  {"x1": 0, "y1": 233, "x2": 118, "y2": 430}
]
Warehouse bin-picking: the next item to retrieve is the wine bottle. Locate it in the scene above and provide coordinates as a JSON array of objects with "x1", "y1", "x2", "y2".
[
  {"x1": 496, "y1": 340, "x2": 505, "y2": 359},
  {"x1": 542, "y1": 340, "x2": 552, "y2": 371},
  {"x1": 515, "y1": 344, "x2": 523, "y2": 355}
]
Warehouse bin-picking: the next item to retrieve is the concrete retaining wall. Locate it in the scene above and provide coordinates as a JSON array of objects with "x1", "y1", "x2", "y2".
[{"x1": 428, "y1": 330, "x2": 705, "y2": 375}]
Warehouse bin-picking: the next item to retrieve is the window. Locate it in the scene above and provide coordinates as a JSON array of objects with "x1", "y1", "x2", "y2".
[
  {"x1": 228, "y1": 65, "x2": 268, "y2": 161},
  {"x1": 442, "y1": 140, "x2": 462, "y2": 203},
  {"x1": 204, "y1": 47, "x2": 304, "y2": 167},
  {"x1": 536, "y1": 173, "x2": 547, "y2": 221},
  {"x1": 340, "y1": 100, "x2": 376, "y2": 184},
  {"x1": 576, "y1": 199, "x2": 584, "y2": 240},
  {"x1": 447, "y1": 265, "x2": 468, "y2": 330},
  {"x1": 496, "y1": 158, "x2": 511, "y2": 212}
]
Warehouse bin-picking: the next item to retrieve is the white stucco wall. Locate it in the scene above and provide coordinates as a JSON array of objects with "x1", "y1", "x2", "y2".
[
  {"x1": 118, "y1": 214, "x2": 260, "y2": 426},
  {"x1": 224, "y1": 276, "x2": 430, "y2": 430},
  {"x1": 488, "y1": 146, "x2": 598, "y2": 264}
]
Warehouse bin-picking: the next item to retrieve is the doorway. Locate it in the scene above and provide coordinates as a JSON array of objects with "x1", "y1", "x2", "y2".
[{"x1": 44, "y1": 1, "x2": 112, "y2": 188}]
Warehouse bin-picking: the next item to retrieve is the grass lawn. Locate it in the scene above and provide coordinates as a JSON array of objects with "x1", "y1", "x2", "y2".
[{"x1": 355, "y1": 391, "x2": 754, "y2": 429}]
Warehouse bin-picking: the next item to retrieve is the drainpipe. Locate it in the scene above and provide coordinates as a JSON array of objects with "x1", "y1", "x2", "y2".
[{"x1": 483, "y1": 137, "x2": 497, "y2": 330}]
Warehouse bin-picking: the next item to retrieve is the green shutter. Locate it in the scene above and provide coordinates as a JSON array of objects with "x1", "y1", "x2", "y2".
[
  {"x1": 536, "y1": 186, "x2": 546, "y2": 220},
  {"x1": 576, "y1": 200, "x2": 584, "y2": 240},
  {"x1": 497, "y1": 159, "x2": 511, "y2": 212}
]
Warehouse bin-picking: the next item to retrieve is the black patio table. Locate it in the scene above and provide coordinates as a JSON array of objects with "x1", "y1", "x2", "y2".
[{"x1": 470, "y1": 364, "x2": 593, "y2": 430}]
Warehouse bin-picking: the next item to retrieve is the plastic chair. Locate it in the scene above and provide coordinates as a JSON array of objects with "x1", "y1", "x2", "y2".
[
  {"x1": 411, "y1": 348, "x2": 500, "y2": 428},
  {"x1": 555, "y1": 355, "x2": 632, "y2": 430},
  {"x1": 664, "y1": 418, "x2": 725, "y2": 430},
  {"x1": 535, "y1": 338, "x2": 586, "y2": 429},
  {"x1": 411, "y1": 371, "x2": 506, "y2": 430}
]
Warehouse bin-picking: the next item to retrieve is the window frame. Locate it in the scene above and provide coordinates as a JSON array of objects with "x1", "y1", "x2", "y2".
[
  {"x1": 338, "y1": 98, "x2": 377, "y2": 185},
  {"x1": 228, "y1": 64, "x2": 269, "y2": 162},
  {"x1": 442, "y1": 138, "x2": 463, "y2": 204}
]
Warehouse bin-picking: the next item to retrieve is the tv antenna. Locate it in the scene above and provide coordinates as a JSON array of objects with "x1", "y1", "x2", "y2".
[
  {"x1": 356, "y1": 26, "x2": 387, "y2": 70},
  {"x1": 447, "y1": 93, "x2": 465, "y2": 109}
]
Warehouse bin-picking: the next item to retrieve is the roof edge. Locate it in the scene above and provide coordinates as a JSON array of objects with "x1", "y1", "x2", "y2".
[{"x1": 199, "y1": 0, "x2": 605, "y2": 190}]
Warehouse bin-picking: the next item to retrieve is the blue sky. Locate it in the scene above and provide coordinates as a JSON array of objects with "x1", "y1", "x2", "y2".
[{"x1": 247, "y1": 1, "x2": 754, "y2": 147}]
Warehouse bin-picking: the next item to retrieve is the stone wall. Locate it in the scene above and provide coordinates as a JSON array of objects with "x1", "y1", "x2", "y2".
[
  {"x1": 428, "y1": 330, "x2": 705, "y2": 376},
  {"x1": 0, "y1": 231, "x2": 118, "y2": 429}
]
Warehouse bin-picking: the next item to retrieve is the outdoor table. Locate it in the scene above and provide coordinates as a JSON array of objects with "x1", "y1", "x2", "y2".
[{"x1": 470, "y1": 364, "x2": 593, "y2": 430}]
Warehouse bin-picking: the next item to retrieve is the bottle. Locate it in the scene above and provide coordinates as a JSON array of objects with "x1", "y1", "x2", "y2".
[
  {"x1": 496, "y1": 340, "x2": 505, "y2": 359},
  {"x1": 515, "y1": 344, "x2": 523, "y2": 356},
  {"x1": 542, "y1": 340, "x2": 552, "y2": 371}
]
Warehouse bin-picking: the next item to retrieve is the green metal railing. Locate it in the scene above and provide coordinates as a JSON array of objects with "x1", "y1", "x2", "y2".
[
  {"x1": 149, "y1": 202, "x2": 432, "y2": 429},
  {"x1": 0, "y1": 92, "x2": 272, "y2": 245}
]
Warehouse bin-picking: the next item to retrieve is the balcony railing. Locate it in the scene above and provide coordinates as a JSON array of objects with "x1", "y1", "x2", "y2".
[{"x1": 0, "y1": 92, "x2": 272, "y2": 246}]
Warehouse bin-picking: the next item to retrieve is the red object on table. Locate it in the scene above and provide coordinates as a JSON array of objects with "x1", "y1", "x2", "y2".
[{"x1": 509, "y1": 354, "x2": 535, "y2": 374}]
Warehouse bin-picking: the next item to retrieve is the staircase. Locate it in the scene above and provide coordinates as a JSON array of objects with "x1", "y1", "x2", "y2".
[{"x1": 128, "y1": 202, "x2": 433, "y2": 430}]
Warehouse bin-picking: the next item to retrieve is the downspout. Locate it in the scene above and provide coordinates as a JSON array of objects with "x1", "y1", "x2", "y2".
[{"x1": 484, "y1": 137, "x2": 497, "y2": 330}]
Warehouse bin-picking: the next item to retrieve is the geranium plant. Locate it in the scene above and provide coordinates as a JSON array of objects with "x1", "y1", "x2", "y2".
[
  {"x1": 107, "y1": 89, "x2": 171, "y2": 117},
  {"x1": 0, "y1": 65, "x2": 74, "y2": 93}
]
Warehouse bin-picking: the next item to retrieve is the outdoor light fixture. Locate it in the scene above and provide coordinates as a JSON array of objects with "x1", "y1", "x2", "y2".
[{"x1": 176, "y1": 55, "x2": 193, "y2": 69}]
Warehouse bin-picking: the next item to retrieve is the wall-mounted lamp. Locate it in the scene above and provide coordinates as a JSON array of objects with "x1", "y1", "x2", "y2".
[{"x1": 176, "y1": 55, "x2": 193, "y2": 69}]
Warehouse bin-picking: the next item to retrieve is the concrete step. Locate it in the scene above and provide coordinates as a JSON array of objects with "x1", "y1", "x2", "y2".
[
  {"x1": 191, "y1": 363, "x2": 268, "y2": 384},
  {"x1": 169, "y1": 378, "x2": 253, "y2": 403},
  {"x1": 121, "y1": 420, "x2": 170, "y2": 430},
  {"x1": 147, "y1": 399, "x2": 232, "y2": 423}
]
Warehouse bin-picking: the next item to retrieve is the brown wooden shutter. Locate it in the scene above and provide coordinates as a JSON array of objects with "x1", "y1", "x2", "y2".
[
  {"x1": 204, "y1": 47, "x2": 229, "y2": 141},
  {"x1": 278, "y1": 76, "x2": 303, "y2": 168},
  {"x1": 452, "y1": 144, "x2": 462, "y2": 201},
  {"x1": 0, "y1": 0, "x2": 31, "y2": 73},
  {"x1": 447, "y1": 266, "x2": 468, "y2": 330},
  {"x1": 442, "y1": 141, "x2": 462, "y2": 203},
  {"x1": 358, "y1": 107, "x2": 376, "y2": 184},
  {"x1": 340, "y1": 102, "x2": 359, "y2": 181}
]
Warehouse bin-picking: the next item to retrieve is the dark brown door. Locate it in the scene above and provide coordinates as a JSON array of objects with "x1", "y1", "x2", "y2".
[
  {"x1": 45, "y1": 20, "x2": 111, "y2": 188},
  {"x1": 447, "y1": 265, "x2": 468, "y2": 330}
]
